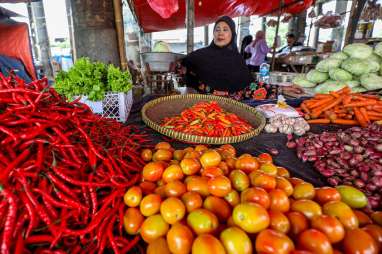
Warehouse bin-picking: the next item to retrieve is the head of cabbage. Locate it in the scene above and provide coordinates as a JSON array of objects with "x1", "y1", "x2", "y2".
[
  {"x1": 343, "y1": 43, "x2": 373, "y2": 59},
  {"x1": 314, "y1": 80, "x2": 348, "y2": 94},
  {"x1": 329, "y1": 52, "x2": 348, "y2": 61},
  {"x1": 316, "y1": 58, "x2": 342, "y2": 73},
  {"x1": 329, "y1": 68, "x2": 352, "y2": 82},
  {"x1": 360, "y1": 73, "x2": 382, "y2": 91},
  {"x1": 351, "y1": 86, "x2": 367, "y2": 93},
  {"x1": 306, "y1": 69, "x2": 328, "y2": 84},
  {"x1": 341, "y1": 58, "x2": 370, "y2": 76},
  {"x1": 374, "y1": 42, "x2": 382, "y2": 58},
  {"x1": 292, "y1": 75, "x2": 316, "y2": 88}
]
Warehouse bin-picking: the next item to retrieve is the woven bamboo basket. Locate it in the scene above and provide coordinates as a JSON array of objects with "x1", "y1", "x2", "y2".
[{"x1": 141, "y1": 94, "x2": 266, "y2": 144}]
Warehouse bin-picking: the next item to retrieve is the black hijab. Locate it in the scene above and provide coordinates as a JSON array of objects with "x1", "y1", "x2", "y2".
[
  {"x1": 241, "y1": 35, "x2": 253, "y2": 59},
  {"x1": 183, "y1": 16, "x2": 253, "y2": 93}
]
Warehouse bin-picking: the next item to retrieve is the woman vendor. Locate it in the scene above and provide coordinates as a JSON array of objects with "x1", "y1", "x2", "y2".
[{"x1": 182, "y1": 16, "x2": 253, "y2": 100}]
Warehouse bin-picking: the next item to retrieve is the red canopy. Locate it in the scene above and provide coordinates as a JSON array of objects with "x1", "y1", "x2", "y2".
[{"x1": 132, "y1": 0, "x2": 314, "y2": 32}]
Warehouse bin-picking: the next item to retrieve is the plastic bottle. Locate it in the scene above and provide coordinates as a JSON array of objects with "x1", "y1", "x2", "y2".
[{"x1": 259, "y1": 63, "x2": 270, "y2": 84}]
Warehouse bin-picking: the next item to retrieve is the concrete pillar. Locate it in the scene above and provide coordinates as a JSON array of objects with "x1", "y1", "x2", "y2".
[
  {"x1": 313, "y1": 3, "x2": 323, "y2": 48},
  {"x1": 65, "y1": 0, "x2": 75, "y2": 59},
  {"x1": 331, "y1": 0, "x2": 348, "y2": 51},
  {"x1": 289, "y1": 10, "x2": 307, "y2": 41},
  {"x1": 70, "y1": 0, "x2": 120, "y2": 66},
  {"x1": 204, "y1": 25, "x2": 209, "y2": 46},
  {"x1": 238, "y1": 16, "x2": 251, "y2": 46},
  {"x1": 186, "y1": 0, "x2": 195, "y2": 53},
  {"x1": 31, "y1": 0, "x2": 54, "y2": 79}
]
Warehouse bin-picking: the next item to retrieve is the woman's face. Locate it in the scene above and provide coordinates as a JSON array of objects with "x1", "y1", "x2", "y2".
[{"x1": 213, "y1": 21, "x2": 232, "y2": 47}]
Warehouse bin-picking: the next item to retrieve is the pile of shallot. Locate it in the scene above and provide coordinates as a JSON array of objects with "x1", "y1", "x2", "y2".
[{"x1": 287, "y1": 124, "x2": 382, "y2": 209}]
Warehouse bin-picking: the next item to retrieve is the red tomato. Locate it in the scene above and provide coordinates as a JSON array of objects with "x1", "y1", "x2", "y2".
[
  {"x1": 203, "y1": 196, "x2": 231, "y2": 222},
  {"x1": 268, "y1": 210, "x2": 290, "y2": 234},
  {"x1": 235, "y1": 156, "x2": 260, "y2": 173},
  {"x1": 123, "y1": 207, "x2": 144, "y2": 235},
  {"x1": 276, "y1": 176, "x2": 294, "y2": 196},
  {"x1": 153, "y1": 149, "x2": 173, "y2": 161},
  {"x1": 240, "y1": 187, "x2": 270, "y2": 209},
  {"x1": 191, "y1": 234, "x2": 226, "y2": 254},
  {"x1": 181, "y1": 191, "x2": 203, "y2": 212},
  {"x1": 250, "y1": 172, "x2": 277, "y2": 191},
  {"x1": 220, "y1": 226, "x2": 253, "y2": 254},
  {"x1": 143, "y1": 162, "x2": 165, "y2": 182},
  {"x1": 255, "y1": 229, "x2": 295, "y2": 254},
  {"x1": 180, "y1": 158, "x2": 201, "y2": 175},
  {"x1": 164, "y1": 180, "x2": 187, "y2": 197},
  {"x1": 187, "y1": 208, "x2": 219, "y2": 235},
  {"x1": 140, "y1": 193, "x2": 162, "y2": 217},
  {"x1": 173, "y1": 149, "x2": 186, "y2": 161},
  {"x1": 277, "y1": 167, "x2": 290, "y2": 178},
  {"x1": 371, "y1": 212, "x2": 382, "y2": 226},
  {"x1": 258, "y1": 153, "x2": 273, "y2": 164},
  {"x1": 166, "y1": 223, "x2": 194, "y2": 254},
  {"x1": 314, "y1": 187, "x2": 341, "y2": 205},
  {"x1": 291, "y1": 199, "x2": 322, "y2": 220},
  {"x1": 219, "y1": 144, "x2": 236, "y2": 158},
  {"x1": 140, "y1": 215, "x2": 169, "y2": 243},
  {"x1": 147, "y1": 237, "x2": 171, "y2": 254},
  {"x1": 200, "y1": 150, "x2": 222, "y2": 168},
  {"x1": 186, "y1": 176, "x2": 210, "y2": 197},
  {"x1": 354, "y1": 210, "x2": 373, "y2": 227},
  {"x1": 162, "y1": 164, "x2": 184, "y2": 183},
  {"x1": 298, "y1": 229, "x2": 333, "y2": 254},
  {"x1": 207, "y1": 175, "x2": 232, "y2": 197},
  {"x1": 289, "y1": 177, "x2": 305, "y2": 186},
  {"x1": 232, "y1": 203, "x2": 270, "y2": 234},
  {"x1": 343, "y1": 228, "x2": 379, "y2": 254},
  {"x1": 311, "y1": 215, "x2": 345, "y2": 243},
  {"x1": 160, "y1": 197, "x2": 186, "y2": 224},
  {"x1": 269, "y1": 189, "x2": 290, "y2": 213},
  {"x1": 293, "y1": 182, "x2": 315, "y2": 200},
  {"x1": 155, "y1": 142, "x2": 172, "y2": 150},
  {"x1": 287, "y1": 212, "x2": 309, "y2": 237},
  {"x1": 363, "y1": 224, "x2": 382, "y2": 251},
  {"x1": 224, "y1": 190, "x2": 240, "y2": 207},
  {"x1": 201, "y1": 166, "x2": 224, "y2": 178},
  {"x1": 141, "y1": 149, "x2": 153, "y2": 162},
  {"x1": 140, "y1": 181, "x2": 157, "y2": 195}
]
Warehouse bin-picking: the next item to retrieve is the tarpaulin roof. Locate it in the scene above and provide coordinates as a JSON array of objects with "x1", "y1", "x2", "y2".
[{"x1": 132, "y1": 0, "x2": 314, "y2": 32}]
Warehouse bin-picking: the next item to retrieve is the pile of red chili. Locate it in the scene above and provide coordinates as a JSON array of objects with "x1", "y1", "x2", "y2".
[
  {"x1": 161, "y1": 101, "x2": 254, "y2": 137},
  {"x1": 0, "y1": 74, "x2": 149, "y2": 253}
]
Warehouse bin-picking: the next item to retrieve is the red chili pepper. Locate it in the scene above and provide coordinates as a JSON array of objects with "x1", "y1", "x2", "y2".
[
  {"x1": 0, "y1": 149, "x2": 31, "y2": 183},
  {"x1": 107, "y1": 217, "x2": 120, "y2": 254},
  {"x1": 19, "y1": 191, "x2": 36, "y2": 238},
  {"x1": 0, "y1": 187, "x2": 18, "y2": 254}
]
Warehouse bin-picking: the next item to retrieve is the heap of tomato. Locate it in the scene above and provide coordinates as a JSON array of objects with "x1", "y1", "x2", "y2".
[{"x1": 123, "y1": 142, "x2": 382, "y2": 254}]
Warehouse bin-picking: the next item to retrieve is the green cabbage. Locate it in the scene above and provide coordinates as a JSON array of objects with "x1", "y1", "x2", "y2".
[
  {"x1": 343, "y1": 43, "x2": 373, "y2": 59},
  {"x1": 153, "y1": 41, "x2": 171, "y2": 52},
  {"x1": 329, "y1": 68, "x2": 352, "y2": 82},
  {"x1": 341, "y1": 58, "x2": 370, "y2": 76},
  {"x1": 351, "y1": 86, "x2": 367, "y2": 93},
  {"x1": 314, "y1": 81, "x2": 348, "y2": 94},
  {"x1": 375, "y1": 42, "x2": 382, "y2": 57},
  {"x1": 306, "y1": 70, "x2": 328, "y2": 83},
  {"x1": 360, "y1": 73, "x2": 382, "y2": 91},
  {"x1": 370, "y1": 53, "x2": 382, "y2": 64},
  {"x1": 366, "y1": 59, "x2": 380, "y2": 73},
  {"x1": 292, "y1": 75, "x2": 316, "y2": 88},
  {"x1": 330, "y1": 52, "x2": 348, "y2": 61},
  {"x1": 344, "y1": 80, "x2": 360, "y2": 88},
  {"x1": 316, "y1": 58, "x2": 342, "y2": 72}
]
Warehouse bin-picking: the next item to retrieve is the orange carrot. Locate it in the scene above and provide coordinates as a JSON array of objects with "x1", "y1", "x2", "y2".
[
  {"x1": 354, "y1": 107, "x2": 367, "y2": 127},
  {"x1": 372, "y1": 105, "x2": 382, "y2": 113},
  {"x1": 311, "y1": 96, "x2": 344, "y2": 118},
  {"x1": 337, "y1": 86, "x2": 351, "y2": 94},
  {"x1": 343, "y1": 95, "x2": 352, "y2": 105},
  {"x1": 343, "y1": 101, "x2": 377, "y2": 107},
  {"x1": 314, "y1": 94, "x2": 333, "y2": 99},
  {"x1": 307, "y1": 119, "x2": 331, "y2": 124},
  {"x1": 367, "y1": 111, "x2": 382, "y2": 117},
  {"x1": 300, "y1": 102, "x2": 311, "y2": 114},
  {"x1": 368, "y1": 115, "x2": 382, "y2": 121},
  {"x1": 331, "y1": 119, "x2": 358, "y2": 125},
  {"x1": 329, "y1": 91, "x2": 340, "y2": 98},
  {"x1": 309, "y1": 97, "x2": 334, "y2": 109},
  {"x1": 359, "y1": 107, "x2": 370, "y2": 124}
]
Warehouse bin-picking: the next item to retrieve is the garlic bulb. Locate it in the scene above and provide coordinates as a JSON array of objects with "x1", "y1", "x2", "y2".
[{"x1": 265, "y1": 124, "x2": 278, "y2": 133}]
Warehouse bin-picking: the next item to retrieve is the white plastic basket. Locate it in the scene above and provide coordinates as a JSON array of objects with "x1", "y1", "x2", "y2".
[{"x1": 78, "y1": 90, "x2": 133, "y2": 122}]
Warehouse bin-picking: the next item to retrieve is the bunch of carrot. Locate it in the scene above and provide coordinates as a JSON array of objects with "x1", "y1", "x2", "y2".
[{"x1": 300, "y1": 87, "x2": 382, "y2": 127}]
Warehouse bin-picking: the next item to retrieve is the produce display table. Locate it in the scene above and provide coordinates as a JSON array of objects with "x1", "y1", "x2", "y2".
[{"x1": 127, "y1": 95, "x2": 343, "y2": 187}]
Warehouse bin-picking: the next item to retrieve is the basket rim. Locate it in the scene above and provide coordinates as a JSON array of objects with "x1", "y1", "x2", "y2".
[{"x1": 141, "y1": 94, "x2": 266, "y2": 144}]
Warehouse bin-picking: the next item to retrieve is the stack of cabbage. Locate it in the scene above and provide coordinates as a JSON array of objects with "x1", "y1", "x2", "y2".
[{"x1": 293, "y1": 42, "x2": 382, "y2": 94}]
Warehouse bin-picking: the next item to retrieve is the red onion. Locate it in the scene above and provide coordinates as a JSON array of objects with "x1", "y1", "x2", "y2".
[
  {"x1": 286, "y1": 141, "x2": 297, "y2": 149},
  {"x1": 328, "y1": 177, "x2": 340, "y2": 186},
  {"x1": 354, "y1": 146, "x2": 364, "y2": 154},
  {"x1": 287, "y1": 134, "x2": 293, "y2": 141},
  {"x1": 354, "y1": 179, "x2": 365, "y2": 188}
]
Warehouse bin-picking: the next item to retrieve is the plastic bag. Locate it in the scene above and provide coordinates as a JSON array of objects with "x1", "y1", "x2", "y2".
[{"x1": 146, "y1": 0, "x2": 179, "y2": 19}]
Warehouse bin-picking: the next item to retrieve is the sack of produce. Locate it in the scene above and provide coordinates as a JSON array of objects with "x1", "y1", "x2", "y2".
[
  {"x1": 306, "y1": 69, "x2": 329, "y2": 84},
  {"x1": 292, "y1": 75, "x2": 316, "y2": 88},
  {"x1": 329, "y1": 68, "x2": 352, "y2": 82},
  {"x1": 316, "y1": 58, "x2": 342, "y2": 72},
  {"x1": 341, "y1": 58, "x2": 370, "y2": 76},
  {"x1": 343, "y1": 43, "x2": 373, "y2": 59},
  {"x1": 360, "y1": 73, "x2": 382, "y2": 91}
]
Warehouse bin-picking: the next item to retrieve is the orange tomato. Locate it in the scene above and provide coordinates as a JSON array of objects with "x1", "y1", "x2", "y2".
[
  {"x1": 140, "y1": 214, "x2": 169, "y2": 243},
  {"x1": 354, "y1": 210, "x2": 372, "y2": 227},
  {"x1": 160, "y1": 197, "x2": 186, "y2": 224},
  {"x1": 194, "y1": 144, "x2": 208, "y2": 153},
  {"x1": 183, "y1": 147, "x2": 194, "y2": 153},
  {"x1": 162, "y1": 164, "x2": 184, "y2": 183},
  {"x1": 207, "y1": 175, "x2": 232, "y2": 197},
  {"x1": 314, "y1": 187, "x2": 341, "y2": 205},
  {"x1": 140, "y1": 193, "x2": 162, "y2": 217},
  {"x1": 184, "y1": 151, "x2": 201, "y2": 160},
  {"x1": 153, "y1": 149, "x2": 173, "y2": 162},
  {"x1": 169, "y1": 160, "x2": 180, "y2": 165},
  {"x1": 269, "y1": 189, "x2": 290, "y2": 213},
  {"x1": 140, "y1": 181, "x2": 157, "y2": 195},
  {"x1": 250, "y1": 172, "x2": 276, "y2": 191},
  {"x1": 235, "y1": 156, "x2": 260, "y2": 173},
  {"x1": 187, "y1": 208, "x2": 219, "y2": 235},
  {"x1": 363, "y1": 224, "x2": 382, "y2": 250},
  {"x1": 298, "y1": 229, "x2": 333, "y2": 254},
  {"x1": 181, "y1": 191, "x2": 203, "y2": 212},
  {"x1": 201, "y1": 166, "x2": 224, "y2": 178},
  {"x1": 256, "y1": 229, "x2": 295, "y2": 254},
  {"x1": 229, "y1": 169, "x2": 250, "y2": 192},
  {"x1": 343, "y1": 228, "x2": 379, "y2": 254},
  {"x1": 290, "y1": 251, "x2": 313, "y2": 254},
  {"x1": 224, "y1": 190, "x2": 240, "y2": 207},
  {"x1": 227, "y1": 216, "x2": 235, "y2": 227},
  {"x1": 191, "y1": 234, "x2": 226, "y2": 254},
  {"x1": 173, "y1": 150, "x2": 185, "y2": 161},
  {"x1": 167, "y1": 223, "x2": 194, "y2": 254},
  {"x1": 289, "y1": 177, "x2": 305, "y2": 186},
  {"x1": 180, "y1": 158, "x2": 201, "y2": 175},
  {"x1": 143, "y1": 162, "x2": 165, "y2": 182},
  {"x1": 259, "y1": 163, "x2": 278, "y2": 176},
  {"x1": 219, "y1": 144, "x2": 236, "y2": 158},
  {"x1": 371, "y1": 211, "x2": 382, "y2": 226},
  {"x1": 291, "y1": 199, "x2": 322, "y2": 220},
  {"x1": 287, "y1": 212, "x2": 309, "y2": 237},
  {"x1": 147, "y1": 237, "x2": 171, "y2": 254},
  {"x1": 218, "y1": 161, "x2": 229, "y2": 175},
  {"x1": 141, "y1": 149, "x2": 153, "y2": 162},
  {"x1": 258, "y1": 153, "x2": 273, "y2": 164},
  {"x1": 154, "y1": 185, "x2": 167, "y2": 198},
  {"x1": 293, "y1": 182, "x2": 315, "y2": 200},
  {"x1": 225, "y1": 157, "x2": 237, "y2": 170},
  {"x1": 276, "y1": 177, "x2": 294, "y2": 196},
  {"x1": 220, "y1": 226, "x2": 253, "y2": 254},
  {"x1": 277, "y1": 167, "x2": 290, "y2": 178},
  {"x1": 203, "y1": 196, "x2": 231, "y2": 222},
  {"x1": 268, "y1": 210, "x2": 290, "y2": 234},
  {"x1": 322, "y1": 201, "x2": 358, "y2": 230},
  {"x1": 240, "y1": 187, "x2": 270, "y2": 209},
  {"x1": 123, "y1": 186, "x2": 142, "y2": 207},
  {"x1": 200, "y1": 150, "x2": 222, "y2": 168},
  {"x1": 164, "y1": 180, "x2": 186, "y2": 197},
  {"x1": 232, "y1": 202, "x2": 270, "y2": 234},
  {"x1": 123, "y1": 207, "x2": 144, "y2": 235},
  {"x1": 155, "y1": 142, "x2": 172, "y2": 150},
  {"x1": 311, "y1": 215, "x2": 345, "y2": 243},
  {"x1": 186, "y1": 176, "x2": 210, "y2": 197}
]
